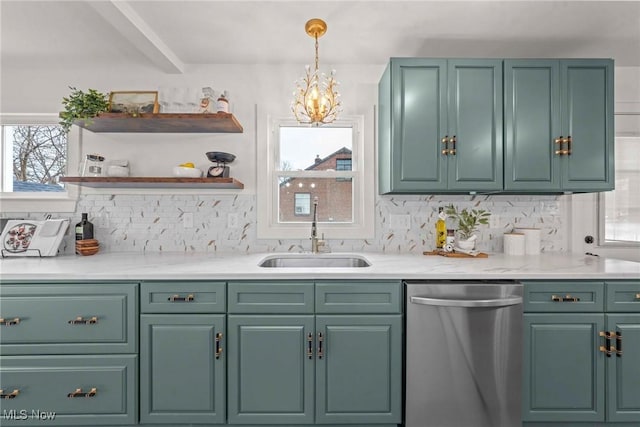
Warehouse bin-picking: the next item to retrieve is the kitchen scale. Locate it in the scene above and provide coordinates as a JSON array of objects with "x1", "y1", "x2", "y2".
[{"x1": 205, "y1": 151, "x2": 236, "y2": 178}]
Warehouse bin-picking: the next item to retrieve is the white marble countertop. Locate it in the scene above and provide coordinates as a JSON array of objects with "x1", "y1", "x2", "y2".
[{"x1": 1, "y1": 251, "x2": 638, "y2": 281}]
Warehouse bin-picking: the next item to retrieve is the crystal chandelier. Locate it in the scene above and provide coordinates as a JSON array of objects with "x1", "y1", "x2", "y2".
[{"x1": 292, "y1": 18, "x2": 341, "y2": 126}]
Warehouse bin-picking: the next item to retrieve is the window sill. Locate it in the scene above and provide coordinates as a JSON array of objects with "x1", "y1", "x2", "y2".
[{"x1": 0, "y1": 193, "x2": 78, "y2": 213}]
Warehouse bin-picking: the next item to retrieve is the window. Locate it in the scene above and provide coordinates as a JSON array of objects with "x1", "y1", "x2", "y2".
[
  {"x1": 0, "y1": 114, "x2": 78, "y2": 212},
  {"x1": 294, "y1": 193, "x2": 311, "y2": 216},
  {"x1": 598, "y1": 134, "x2": 640, "y2": 245},
  {"x1": 257, "y1": 115, "x2": 374, "y2": 239}
]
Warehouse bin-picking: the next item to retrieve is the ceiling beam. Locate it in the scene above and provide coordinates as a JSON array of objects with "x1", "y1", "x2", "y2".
[{"x1": 87, "y1": 0, "x2": 184, "y2": 74}]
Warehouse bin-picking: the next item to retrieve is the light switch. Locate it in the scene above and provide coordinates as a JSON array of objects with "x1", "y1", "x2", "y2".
[
  {"x1": 183, "y1": 212, "x2": 194, "y2": 228},
  {"x1": 227, "y1": 213, "x2": 239, "y2": 228},
  {"x1": 389, "y1": 214, "x2": 411, "y2": 230}
]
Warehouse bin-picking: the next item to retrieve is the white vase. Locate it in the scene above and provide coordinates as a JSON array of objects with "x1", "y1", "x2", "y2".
[{"x1": 456, "y1": 234, "x2": 477, "y2": 251}]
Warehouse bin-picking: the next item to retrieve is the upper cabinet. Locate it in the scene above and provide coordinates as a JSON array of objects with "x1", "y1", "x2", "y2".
[
  {"x1": 72, "y1": 112, "x2": 243, "y2": 133},
  {"x1": 504, "y1": 59, "x2": 614, "y2": 192},
  {"x1": 378, "y1": 58, "x2": 614, "y2": 194},
  {"x1": 378, "y1": 58, "x2": 502, "y2": 194}
]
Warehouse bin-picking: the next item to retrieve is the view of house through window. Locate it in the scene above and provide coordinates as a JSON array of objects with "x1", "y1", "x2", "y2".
[
  {"x1": 601, "y1": 135, "x2": 640, "y2": 243},
  {"x1": 1, "y1": 124, "x2": 67, "y2": 192},
  {"x1": 277, "y1": 126, "x2": 354, "y2": 223}
]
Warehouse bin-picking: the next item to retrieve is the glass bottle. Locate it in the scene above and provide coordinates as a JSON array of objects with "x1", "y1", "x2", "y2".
[
  {"x1": 75, "y1": 213, "x2": 94, "y2": 241},
  {"x1": 216, "y1": 90, "x2": 229, "y2": 113},
  {"x1": 436, "y1": 207, "x2": 447, "y2": 249}
]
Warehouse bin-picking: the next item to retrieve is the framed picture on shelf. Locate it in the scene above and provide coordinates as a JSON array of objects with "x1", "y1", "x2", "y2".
[{"x1": 108, "y1": 91, "x2": 159, "y2": 114}]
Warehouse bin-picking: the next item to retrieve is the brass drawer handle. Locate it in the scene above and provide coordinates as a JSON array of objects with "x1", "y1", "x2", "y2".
[
  {"x1": 168, "y1": 294, "x2": 194, "y2": 302},
  {"x1": 441, "y1": 135, "x2": 449, "y2": 155},
  {"x1": 215, "y1": 332, "x2": 223, "y2": 359},
  {"x1": 613, "y1": 331, "x2": 622, "y2": 357},
  {"x1": 0, "y1": 389, "x2": 20, "y2": 399},
  {"x1": 68, "y1": 316, "x2": 98, "y2": 325},
  {"x1": 599, "y1": 331, "x2": 612, "y2": 358},
  {"x1": 67, "y1": 387, "x2": 97, "y2": 398},
  {"x1": 0, "y1": 317, "x2": 21, "y2": 326},
  {"x1": 551, "y1": 294, "x2": 580, "y2": 302},
  {"x1": 449, "y1": 135, "x2": 456, "y2": 155}
]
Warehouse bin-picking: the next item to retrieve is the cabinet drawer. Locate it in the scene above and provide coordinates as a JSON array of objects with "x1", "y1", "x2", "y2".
[
  {"x1": 227, "y1": 281, "x2": 313, "y2": 313},
  {"x1": 140, "y1": 281, "x2": 225, "y2": 313},
  {"x1": 0, "y1": 284, "x2": 137, "y2": 355},
  {"x1": 606, "y1": 281, "x2": 640, "y2": 312},
  {"x1": 523, "y1": 281, "x2": 604, "y2": 312},
  {"x1": 315, "y1": 281, "x2": 402, "y2": 313},
  {"x1": 0, "y1": 355, "x2": 137, "y2": 426}
]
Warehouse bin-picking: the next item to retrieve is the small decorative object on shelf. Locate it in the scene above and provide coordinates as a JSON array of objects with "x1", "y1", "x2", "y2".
[
  {"x1": 216, "y1": 90, "x2": 229, "y2": 113},
  {"x1": 108, "y1": 91, "x2": 159, "y2": 114},
  {"x1": 444, "y1": 204, "x2": 490, "y2": 251},
  {"x1": 199, "y1": 87, "x2": 216, "y2": 113}
]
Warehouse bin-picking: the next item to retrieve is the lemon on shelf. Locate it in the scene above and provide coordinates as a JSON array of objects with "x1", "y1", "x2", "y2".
[{"x1": 179, "y1": 162, "x2": 195, "y2": 168}]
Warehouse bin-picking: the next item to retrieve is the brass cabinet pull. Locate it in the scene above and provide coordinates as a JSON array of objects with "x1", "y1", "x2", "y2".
[
  {"x1": 215, "y1": 332, "x2": 223, "y2": 359},
  {"x1": 599, "y1": 331, "x2": 612, "y2": 357},
  {"x1": 67, "y1": 387, "x2": 97, "y2": 398},
  {"x1": 566, "y1": 135, "x2": 572, "y2": 155},
  {"x1": 306, "y1": 332, "x2": 314, "y2": 359},
  {"x1": 0, "y1": 317, "x2": 21, "y2": 326},
  {"x1": 551, "y1": 294, "x2": 580, "y2": 302},
  {"x1": 317, "y1": 332, "x2": 324, "y2": 359},
  {"x1": 613, "y1": 331, "x2": 622, "y2": 357},
  {"x1": 554, "y1": 136, "x2": 570, "y2": 155},
  {"x1": 68, "y1": 316, "x2": 98, "y2": 325},
  {"x1": 0, "y1": 389, "x2": 20, "y2": 399},
  {"x1": 449, "y1": 135, "x2": 456, "y2": 155},
  {"x1": 441, "y1": 135, "x2": 449, "y2": 155},
  {"x1": 168, "y1": 294, "x2": 194, "y2": 302}
]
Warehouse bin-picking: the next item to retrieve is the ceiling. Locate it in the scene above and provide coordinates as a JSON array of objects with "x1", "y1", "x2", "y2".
[{"x1": 1, "y1": 0, "x2": 640, "y2": 73}]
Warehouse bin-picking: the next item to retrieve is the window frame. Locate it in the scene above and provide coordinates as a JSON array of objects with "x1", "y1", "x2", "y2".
[
  {"x1": 0, "y1": 114, "x2": 79, "y2": 213},
  {"x1": 257, "y1": 115, "x2": 374, "y2": 240}
]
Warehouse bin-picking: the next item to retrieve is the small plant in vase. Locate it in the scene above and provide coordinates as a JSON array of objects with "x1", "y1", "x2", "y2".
[
  {"x1": 59, "y1": 87, "x2": 109, "y2": 133},
  {"x1": 445, "y1": 204, "x2": 491, "y2": 250}
]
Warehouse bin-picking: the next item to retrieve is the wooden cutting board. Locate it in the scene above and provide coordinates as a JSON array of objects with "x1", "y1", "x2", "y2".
[{"x1": 423, "y1": 250, "x2": 488, "y2": 258}]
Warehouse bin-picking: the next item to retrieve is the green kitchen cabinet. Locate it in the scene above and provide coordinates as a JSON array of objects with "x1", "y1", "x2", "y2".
[
  {"x1": 523, "y1": 281, "x2": 640, "y2": 425},
  {"x1": 378, "y1": 58, "x2": 503, "y2": 193},
  {"x1": 227, "y1": 315, "x2": 315, "y2": 424},
  {"x1": 504, "y1": 59, "x2": 614, "y2": 192},
  {"x1": 139, "y1": 314, "x2": 226, "y2": 424},
  {"x1": 523, "y1": 313, "x2": 606, "y2": 422}
]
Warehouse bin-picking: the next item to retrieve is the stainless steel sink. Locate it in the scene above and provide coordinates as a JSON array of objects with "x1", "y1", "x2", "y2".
[{"x1": 258, "y1": 254, "x2": 371, "y2": 268}]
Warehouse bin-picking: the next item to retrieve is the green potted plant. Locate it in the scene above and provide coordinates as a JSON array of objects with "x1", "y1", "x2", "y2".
[
  {"x1": 445, "y1": 204, "x2": 491, "y2": 249},
  {"x1": 59, "y1": 87, "x2": 109, "y2": 133}
]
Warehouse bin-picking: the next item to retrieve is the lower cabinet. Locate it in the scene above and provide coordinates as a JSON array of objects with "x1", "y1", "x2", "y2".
[
  {"x1": 140, "y1": 314, "x2": 226, "y2": 424},
  {"x1": 523, "y1": 281, "x2": 640, "y2": 425}
]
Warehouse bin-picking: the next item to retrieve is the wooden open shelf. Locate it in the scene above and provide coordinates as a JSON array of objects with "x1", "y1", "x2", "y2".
[
  {"x1": 60, "y1": 176, "x2": 244, "y2": 189},
  {"x1": 70, "y1": 112, "x2": 243, "y2": 133}
]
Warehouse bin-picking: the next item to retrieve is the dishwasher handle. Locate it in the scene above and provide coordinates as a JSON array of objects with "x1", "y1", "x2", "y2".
[{"x1": 410, "y1": 295, "x2": 522, "y2": 308}]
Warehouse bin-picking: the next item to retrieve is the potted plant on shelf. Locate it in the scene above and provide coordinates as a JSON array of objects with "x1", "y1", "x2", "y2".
[
  {"x1": 59, "y1": 87, "x2": 109, "y2": 133},
  {"x1": 445, "y1": 204, "x2": 491, "y2": 250}
]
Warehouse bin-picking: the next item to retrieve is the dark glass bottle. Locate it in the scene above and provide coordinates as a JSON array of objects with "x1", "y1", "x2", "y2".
[{"x1": 75, "y1": 213, "x2": 94, "y2": 241}]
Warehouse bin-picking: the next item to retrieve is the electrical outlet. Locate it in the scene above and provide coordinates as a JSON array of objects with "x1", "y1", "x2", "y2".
[
  {"x1": 227, "y1": 213, "x2": 239, "y2": 228},
  {"x1": 183, "y1": 212, "x2": 194, "y2": 228},
  {"x1": 389, "y1": 214, "x2": 411, "y2": 230},
  {"x1": 489, "y1": 215, "x2": 500, "y2": 229}
]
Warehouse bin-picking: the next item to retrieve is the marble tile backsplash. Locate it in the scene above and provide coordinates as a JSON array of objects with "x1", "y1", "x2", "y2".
[{"x1": 5, "y1": 194, "x2": 566, "y2": 255}]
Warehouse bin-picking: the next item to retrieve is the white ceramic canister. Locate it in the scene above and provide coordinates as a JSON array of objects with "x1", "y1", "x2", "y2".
[
  {"x1": 514, "y1": 227, "x2": 541, "y2": 254},
  {"x1": 503, "y1": 232, "x2": 526, "y2": 256}
]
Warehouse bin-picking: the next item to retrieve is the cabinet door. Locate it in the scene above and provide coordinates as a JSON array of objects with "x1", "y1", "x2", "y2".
[
  {"x1": 504, "y1": 60, "x2": 561, "y2": 191},
  {"x1": 389, "y1": 58, "x2": 448, "y2": 192},
  {"x1": 561, "y1": 59, "x2": 614, "y2": 191},
  {"x1": 227, "y1": 315, "x2": 314, "y2": 424},
  {"x1": 606, "y1": 314, "x2": 640, "y2": 422},
  {"x1": 447, "y1": 59, "x2": 503, "y2": 191},
  {"x1": 523, "y1": 313, "x2": 605, "y2": 422},
  {"x1": 140, "y1": 315, "x2": 225, "y2": 424},
  {"x1": 315, "y1": 315, "x2": 402, "y2": 424}
]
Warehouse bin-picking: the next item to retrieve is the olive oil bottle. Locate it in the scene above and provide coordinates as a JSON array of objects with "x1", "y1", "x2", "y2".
[{"x1": 435, "y1": 207, "x2": 447, "y2": 249}]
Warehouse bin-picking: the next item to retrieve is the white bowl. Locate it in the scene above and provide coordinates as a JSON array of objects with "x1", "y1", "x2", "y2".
[{"x1": 172, "y1": 166, "x2": 202, "y2": 178}]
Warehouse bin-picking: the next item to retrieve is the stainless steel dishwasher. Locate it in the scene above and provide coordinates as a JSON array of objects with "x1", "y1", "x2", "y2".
[{"x1": 405, "y1": 281, "x2": 523, "y2": 427}]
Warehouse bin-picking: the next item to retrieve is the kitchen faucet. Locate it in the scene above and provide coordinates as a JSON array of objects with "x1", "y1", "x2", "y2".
[{"x1": 311, "y1": 197, "x2": 319, "y2": 253}]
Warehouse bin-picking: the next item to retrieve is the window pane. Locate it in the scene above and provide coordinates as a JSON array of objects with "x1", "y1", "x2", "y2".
[
  {"x1": 279, "y1": 126, "x2": 353, "y2": 171},
  {"x1": 603, "y1": 136, "x2": 640, "y2": 242},
  {"x1": 294, "y1": 193, "x2": 311, "y2": 216},
  {"x1": 5, "y1": 125, "x2": 67, "y2": 192},
  {"x1": 278, "y1": 177, "x2": 353, "y2": 223}
]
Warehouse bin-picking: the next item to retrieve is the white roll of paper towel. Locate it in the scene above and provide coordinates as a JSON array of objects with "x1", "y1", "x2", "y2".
[
  {"x1": 514, "y1": 227, "x2": 541, "y2": 255},
  {"x1": 503, "y1": 233, "x2": 525, "y2": 256}
]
